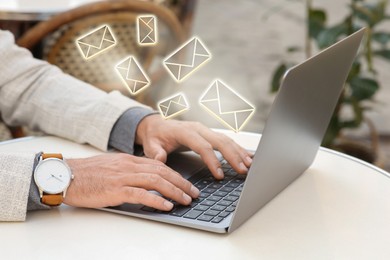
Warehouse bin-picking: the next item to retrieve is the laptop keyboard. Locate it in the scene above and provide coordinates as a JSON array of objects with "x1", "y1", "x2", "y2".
[{"x1": 141, "y1": 161, "x2": 246, "y2": 223}]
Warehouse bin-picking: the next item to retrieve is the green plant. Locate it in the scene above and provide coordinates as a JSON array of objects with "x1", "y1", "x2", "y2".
[{"x1": 271, "y1": 0, "x2": 390, "y2": 148}]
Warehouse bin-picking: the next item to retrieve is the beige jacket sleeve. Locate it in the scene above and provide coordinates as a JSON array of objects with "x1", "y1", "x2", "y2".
[{"x1": 0, "y1": 30, "x2": 149, "y2": 221}]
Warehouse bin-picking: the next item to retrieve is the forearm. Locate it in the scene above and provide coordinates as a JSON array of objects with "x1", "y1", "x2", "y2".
[
  {"x1": 0, "y1": 152, "x2": 35, "y2": 221},
  {"x1": 27, "y1": 107, "x2": 156, "y2": 213},
  {"x1": 0, "y1": 30, "x2": 150, "y2": 150}
]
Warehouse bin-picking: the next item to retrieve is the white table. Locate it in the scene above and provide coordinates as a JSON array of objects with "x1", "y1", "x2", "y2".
[{"x1": 1, "y1": 132, "x2": 390, "y2": 259}]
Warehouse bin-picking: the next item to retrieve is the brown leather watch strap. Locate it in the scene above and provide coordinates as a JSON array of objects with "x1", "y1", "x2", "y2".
[
  {"x1": 42, "y1": 153, "x2": 63, "y2": 160},
  {"x1": 40, "y1": 153, "x2": 66, "y2": 207},
  {"x1": 41, "y1": 193, "x2": 64, "y2": 207}
]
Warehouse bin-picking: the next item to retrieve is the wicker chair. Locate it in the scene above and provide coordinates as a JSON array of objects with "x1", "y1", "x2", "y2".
[{"x1": 3, "y1": 0, "x2": 187, "y2": 138}]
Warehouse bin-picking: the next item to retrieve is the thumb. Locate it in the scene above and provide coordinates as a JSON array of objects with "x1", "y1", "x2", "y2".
[{"x1": 143, "y1": 142, "x2": 168, "y2": 163}]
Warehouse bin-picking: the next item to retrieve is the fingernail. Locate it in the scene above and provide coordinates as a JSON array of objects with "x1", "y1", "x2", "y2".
[
  {"x1": 164, "y1": 201, "x2": 173, "y2": 210},
  {"x1": 217, "y1": 168, "x2": 224, "y2": 178},
  {"x1": 183, "y1": 193, "x2": 192, "y2": 204},
  {"x1": 245, "y1": 156, "x2": 253, "y2": 164},
  {"x1": 239, "y1": 162, "x2": 248, "y2": 172},
  {"x1": 190, "y1": 186, "x2": 200, "y2": 197}
]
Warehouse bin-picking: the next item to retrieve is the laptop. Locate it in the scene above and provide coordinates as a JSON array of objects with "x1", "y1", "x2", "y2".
[{"x1": 101, "y1": 28, "x2": 366, "y2": 233}]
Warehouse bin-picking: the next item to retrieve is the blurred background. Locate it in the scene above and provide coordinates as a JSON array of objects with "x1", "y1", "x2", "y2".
[{"x1": 0, "y1": 0, "x2": 389, "y2": 169}]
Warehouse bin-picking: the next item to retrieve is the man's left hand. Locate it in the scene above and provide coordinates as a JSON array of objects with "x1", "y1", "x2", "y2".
[{"x1": 135, "y1": 115, "x2": 253, "y2": 180}]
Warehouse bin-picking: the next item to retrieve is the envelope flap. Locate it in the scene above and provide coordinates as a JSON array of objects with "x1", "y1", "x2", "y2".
[
  {"x1": 168, "y1": 100, "x2": 187, "y2": 113},
  {"x1": 200, "y1": 84, "x2": 219, "y2": 102},
  {"x1": 164, "y1": 38, "x2": 196, "y2": 67},
  {"x1": 217, "y1": 81, "x2": 254, "y2": 113},
  {"x1": 235, "y1": 110, "x2": 255, "y2": 130},
  {"x1": 159, "y1": 99, "x2": 171, "y2": 108},
  {"x1": 78, "y1": 26, "x2": 106, "y2": 47},
  {"x1": 139, "y1": 25, "x2": 153, "y2": 40},
  {"x1": 171, "y1": 95, "x2": 184, "y2": 104},
  {"x1": 103, "y1": 27, "x2": 116, "y2": 43},
  {"x1": 178, "y1": 54, "x2": 210, "y2": 80},
  {"x1": 116, "y1": 57, "x2": 149, "y2": 83},
  {"x1": 159, "y1": 104, "x2": 169, "y2": 115},
  {"x1": 77, "y1": 42, "x2": 90, "y2": 56},
  {"x1": 158, "y1": 93, "x2": 188, "y2": 118},
  {"x1": 141, "y1": 16, "x2": 154, "y2": 25},
  {"x1": 195, "y1": 39, "x2": 211, "y2": 56}
]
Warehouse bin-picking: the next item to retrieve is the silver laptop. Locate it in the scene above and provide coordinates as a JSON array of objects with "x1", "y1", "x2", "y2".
[{"x1": 101, "y1": 29, "x2": 365, "y2": 233}]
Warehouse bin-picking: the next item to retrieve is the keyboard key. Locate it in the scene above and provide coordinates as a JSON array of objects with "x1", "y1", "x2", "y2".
[
  {"x1": 183, "y1": 210, "x2": 203, "y2": 219},
  {"x1": 195, "y1": 182, "x2": 208, "y2": 190},
  {"x1": 224, "y1": 170, "x2": 237, "y2": 177},
  {"x1": 199, "y1": 192, "x2": 211, "y2": 199},
  {"x1": 204, "y1": 210, "x2": 219, "y2": 216},
  {"x1": 195, "y1": 179, "x2": 212, "y2": 188},
  {"x1": 204, "y1": 176, "x2": 215, "y2": 181},
  {"x1": 197, "y1": 215, "x2": 214, "y2": 222},
  {"x1": 200, "y1": 179, "x2": 213, "y2": 185},
  {"x1": 208, "y1": 195, "x2": 222, "y2": 202},
  {"x1": 203, "y1": 188, "x2": 217, "y2": 194},
  {"x1": 225, "y1": 195, "x2": 238, "y2": 202},
  {"x1": 194, "y1": 205, "x2": 210, "y2": 211},
  {"x1": 235, "y1": 174, "x2": 246, "y2": 180},
  {"x1": 224, "y1": 175, "x2": 236, "y2": 180},
  {"x1": 230, "y1": 191, "x2": 241, "y2": 197},
  {"x1": 193, "y1": 198, "x2": 204, "y2": 204},
  {"x1": 226, "y1": 182, "x2": 240, "y2": 188},
  {"x1": 217, "y1": 200, "x2": 232, "y2": 207},
  {"x1": 211, "y1": 205, "x2": 226, "y2": 211},
  {"x1": 219, "y1": 211, "x2": 231, "y2": 218},
  {"x1": 225, "y1": 206, "x2": 236, "y2": 212},
  {"x1": 220, "y1": 187, "x2": 234, "y2": 193},
  {"x1": 215, "y1": 179, "x2": 229, "y2": 185},
  {"x1": 211, "y1": 217, "x2": 224, "y2": 223},
  {"x1": 236, "y1": 186, "x2": 243, "y2": 192},
  {"x1": 200, "y1": 200, "x2": 216, "y2": 206},
  {"x1": 170, "y1": 206, "x2": 191, "y2": 217},
  {"x1": 209, "y1": 183, "x2": 223, "y2": 189},
  {"x1": 214, "y1": 191, "x2": 228, "y2": 197}
]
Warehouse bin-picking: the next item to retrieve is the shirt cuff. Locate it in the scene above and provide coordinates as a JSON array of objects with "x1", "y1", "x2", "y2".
[
  {"x1": 28, "y1": 152, "x2": 50, "y2": 211},
  {"x1": 108, "y1": 107, "x2": 156, "y2": 154}
]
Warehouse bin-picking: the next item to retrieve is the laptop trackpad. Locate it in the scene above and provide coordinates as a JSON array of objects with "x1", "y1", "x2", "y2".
[{"x1": 165, "y1": 151, "x2": 222, "y2": 180}]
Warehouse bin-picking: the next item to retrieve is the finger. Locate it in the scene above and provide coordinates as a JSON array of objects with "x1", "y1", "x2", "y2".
[
  {"x1": 126, "y1": 164, "x2": 199, "y2": 198},
  {"x1": 122, "y1": 173, "x2": 193, "y2": 205},
  {"x1": 122, "y1": 187, "x2": 173, "y2": 211},
  {"x1": 143, "y1": 140, "x2": 168, "y2": 163},
  {"x1": 176, "y1": 130, "x2": 224, "y2": 180},
  {"x1": 216, "y1": 143, "x2": 250, "y2": 174},
  {"x1": 196, "y1": 128, "x2": 251, "y2": 174}
]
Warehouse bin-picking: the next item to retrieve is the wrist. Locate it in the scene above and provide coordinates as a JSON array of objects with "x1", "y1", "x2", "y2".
[
  {"x1": 33, "y1": 153, "x2": 73, "y2": 207},
  {"x1": 135, "y1": 114, "x2": 159, "y2": 145}
]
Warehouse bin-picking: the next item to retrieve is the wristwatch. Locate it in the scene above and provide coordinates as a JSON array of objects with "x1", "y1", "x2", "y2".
[{"x1": 33, "y1": 153, "x2": 74, "y2": 206}]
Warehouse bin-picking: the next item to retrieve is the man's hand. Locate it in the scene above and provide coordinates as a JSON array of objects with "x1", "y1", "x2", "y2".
[
  {"x1": 64, "y1": 154, "x2": 200, "y2": 211},
  {"x1": 136, "y1": 115, "x2": 253, "y2": 179}
]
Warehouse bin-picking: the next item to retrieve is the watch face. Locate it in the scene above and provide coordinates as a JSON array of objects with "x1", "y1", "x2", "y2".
[{"x1": 34, "y1": 158, "x2": 72, "y2": 194}]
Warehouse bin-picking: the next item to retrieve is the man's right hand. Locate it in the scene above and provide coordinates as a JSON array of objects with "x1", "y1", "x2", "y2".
[{"x1": 63, "y1": 154, "x2": 200, "y2": 211}]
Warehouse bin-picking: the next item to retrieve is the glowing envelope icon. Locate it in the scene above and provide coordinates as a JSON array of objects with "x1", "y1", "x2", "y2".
[
  {"x1": 137, "y1": 15, "x2": 158, "y2": 45},
  {"x1": 76, "y1": 25, "x2": 116, "y2": 60},
  {"x1": 158, "y1": 93, "x2": 189, "y2": 119},
  {"x1": 115, "y1": 56, "x2": 151, "y2": 95},
  {"x1": 199, "y1": 79, "x2": 255, "y2": 132},
  {"x1": 163, "y1": 37, "x2": 211, "y2": 82}
]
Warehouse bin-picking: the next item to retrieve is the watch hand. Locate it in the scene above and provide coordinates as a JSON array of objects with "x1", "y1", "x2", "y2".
[{"x1": 51, "y1": 174, "x2": 64, "y2": 183}]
